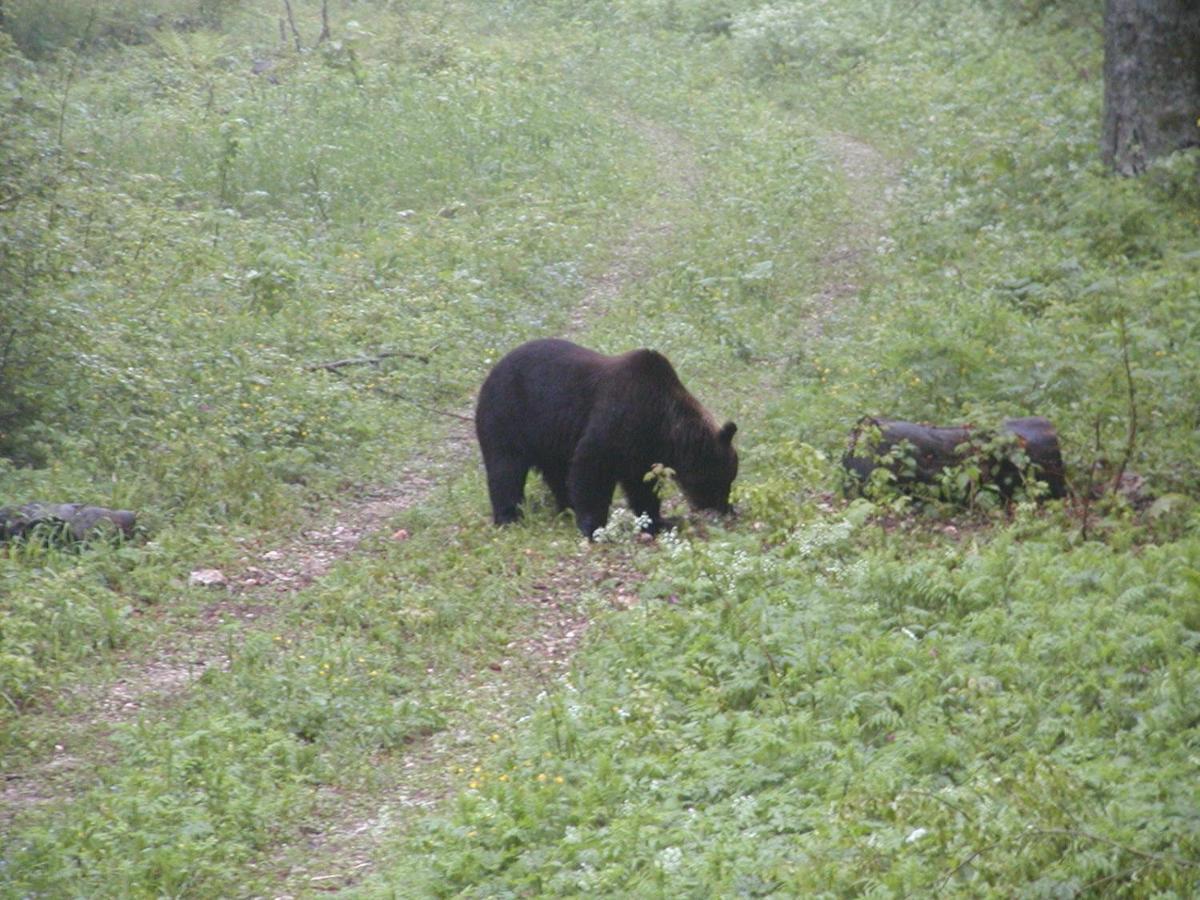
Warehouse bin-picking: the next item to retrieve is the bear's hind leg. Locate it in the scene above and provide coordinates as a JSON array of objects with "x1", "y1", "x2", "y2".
[{"x1": 485, "y1": 456, "x2": 530, "y2": 525}]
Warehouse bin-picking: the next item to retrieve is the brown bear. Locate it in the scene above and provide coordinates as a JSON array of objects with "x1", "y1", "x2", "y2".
[{"x1": 475, "y1": 338, "x2": 738, "y2": 538}]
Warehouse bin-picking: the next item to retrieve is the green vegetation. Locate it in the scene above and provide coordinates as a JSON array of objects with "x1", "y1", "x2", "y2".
[{"x1": 2, "y1": 0, "x2": 1197, "y2": 896}]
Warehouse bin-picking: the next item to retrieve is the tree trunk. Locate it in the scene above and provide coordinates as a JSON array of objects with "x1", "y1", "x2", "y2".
[{"x1": 1102, "y1": 0, "x2": 1200, "y2": 175}]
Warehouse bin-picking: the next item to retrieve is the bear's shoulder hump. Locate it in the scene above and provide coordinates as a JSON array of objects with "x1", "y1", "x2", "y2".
[{"x1": 620, "y1": 348, "x2": 680, "y2": 381}]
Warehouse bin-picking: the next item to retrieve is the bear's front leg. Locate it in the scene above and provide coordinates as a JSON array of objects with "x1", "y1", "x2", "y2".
[
  {"x1": 567, "y1": 445, "x2": 617, "y2": 538},
  {"x1": 620, "y1": 476, "x2": 673, "y2": 534},
  {"x1": 571, "y1": 488, "x2": 614, "y2": 538}
]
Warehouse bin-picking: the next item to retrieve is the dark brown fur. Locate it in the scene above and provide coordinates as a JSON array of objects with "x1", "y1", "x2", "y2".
[{"x1": 475, "y1": 339, "x2": 738, "y2": 537}]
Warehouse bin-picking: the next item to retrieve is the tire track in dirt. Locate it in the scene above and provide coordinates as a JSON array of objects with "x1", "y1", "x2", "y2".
[
  {"x1": 1, "y1": 109, "x2": 701, "y2": 854},
  {"x1": 0, "y1": 434, "x2": 478, "y2": 831},
  {"x1": 803, "y1": 131, "x2": 898, "y2": 337},
  {"x1": 274, "y1": 547, "x2": 644, "y2": 894},
  {"x1": 567, "y1": 114, "x2": 703, "y2": 335},
  {"x1": 270, "y1": 112, "x2": 707, "y2": 894},
  {"x1": 741, "y1": 129, "x2": 896, "y2": 423}
]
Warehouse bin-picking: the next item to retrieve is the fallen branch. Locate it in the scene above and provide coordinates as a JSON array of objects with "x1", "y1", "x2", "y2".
[
  {"x1": 306, "y1": 350, "x2": 430, "y2": 373},
  {"x1": 304, "y1": 351, "x2": 469, "y2": 421},
  {"x1": 1, "y1": 503, "x2": 137, "y2": 543},
  {"x1": 937, "y1": 826, "x2": 1198, "y2": 895},
  {"x1": 371, "y1": 387, "x2": 474, "y2": 423}
]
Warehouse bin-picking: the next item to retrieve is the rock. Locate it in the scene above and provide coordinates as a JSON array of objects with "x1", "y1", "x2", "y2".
[
  {"x1": 611, "y1": 592, "x2": 639, "y2": 610},
  {"x1": 189, "y1": 569, "x2": 228, "y2": 589}
]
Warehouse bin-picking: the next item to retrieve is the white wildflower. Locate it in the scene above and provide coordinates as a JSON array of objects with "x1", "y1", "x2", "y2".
[
  {"x1": 656, "y1": 846, "x2": 683, "y2": 874},
  {"x1": 732, "y1": 794, "x2": 758, "y2": 824},
  {"x1": 576, "y1": 863, "x2": 597, "y2": 890}
]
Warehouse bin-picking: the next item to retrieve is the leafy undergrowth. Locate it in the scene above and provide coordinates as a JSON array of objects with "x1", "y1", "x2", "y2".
[
  {"x1": 383, "y1": 490, "x2": 1200, "y2": 895},
  {"x1": 3, "y1": 0, "x2": 1200, "y2": 896},
  {"x1": 2, "y1": 470, "x2": 648, "y2": 896}
]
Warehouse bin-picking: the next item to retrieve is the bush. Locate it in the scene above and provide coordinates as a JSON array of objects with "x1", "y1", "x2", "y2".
[{"x1": 1, "y1": 0, "x2": 243, "y2": 58}]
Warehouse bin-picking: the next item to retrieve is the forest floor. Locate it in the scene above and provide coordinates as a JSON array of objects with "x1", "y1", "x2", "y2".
[
  {"x1": 1, "y1": 107, "x2": 719, "y2": 891},
  {"x1": 265, "y1": 119, "x2": 898, "y2": 893},
  {"x1": 10, "y1": 3, "x2": 1200, "y2": 896},
  {"x1": 271, "y1": 110, "x2": 720, "y2": 893},
  {"x1": 2, "y1": 112, "x2": 896, "y2": 895}
]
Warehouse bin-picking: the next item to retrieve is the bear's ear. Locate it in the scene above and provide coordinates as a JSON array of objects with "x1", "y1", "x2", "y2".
[{"x1": 719, "y1": 421, "x2": 738, "y2": 444}]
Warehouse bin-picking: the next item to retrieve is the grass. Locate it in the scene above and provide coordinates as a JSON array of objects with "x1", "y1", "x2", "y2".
[{"x1": 2, "y1": 0, "x2": 1199, "y2": 896}]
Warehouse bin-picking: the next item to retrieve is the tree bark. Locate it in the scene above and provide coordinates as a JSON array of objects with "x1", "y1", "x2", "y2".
[
  {"x1": 282, "y1": 0, "x2": 303, "y2": 52},
  {"x1": 1102, "y1": 0, "x2": 1200, "y2": 175},
  {"x1": 318, "y1": 0, "x2": 331, "y2": 43}
]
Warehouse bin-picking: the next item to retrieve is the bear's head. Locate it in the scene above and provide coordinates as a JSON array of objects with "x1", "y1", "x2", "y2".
[{"x1": 676, "y1": 421, "x2": 739, "y2": 514}]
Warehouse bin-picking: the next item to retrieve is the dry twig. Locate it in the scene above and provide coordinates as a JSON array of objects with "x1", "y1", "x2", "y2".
[
  {"x1": 1110, "y1": 312, "x2": 1139, "y2": 493},
  {"x1": 306, "y1": 350, "x2": 430, "y2": 373}
]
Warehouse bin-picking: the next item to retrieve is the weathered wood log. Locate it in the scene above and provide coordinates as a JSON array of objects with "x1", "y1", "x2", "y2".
[
  {"x1": 843, "y1": 416, "x2": 1066, "y2": 501},
  {"x1": 0, "y1": 503, "x2": 138, "y2": 543}
]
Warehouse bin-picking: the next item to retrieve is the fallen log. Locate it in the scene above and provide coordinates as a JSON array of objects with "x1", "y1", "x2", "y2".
[
  {"x1": 0, "y1": 503, "x2": 138, "y2": 543},
  {"x1": 843, "y1": 415, "x2": 1066, "y2": 501}
]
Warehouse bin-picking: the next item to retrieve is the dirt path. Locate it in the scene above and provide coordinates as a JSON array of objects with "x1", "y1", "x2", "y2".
[
  {"x1": 567, "y1": 114, "x2": 704, "y2": 335},
  {"x1": 111, "y1": 437, "x2": 478, "y2": 706},
  {"x1": 804, "y1": 131, "x2": 898, "y2": 337},
  {"x1": 270, "y1": 121, "x2": 900, "y2": 896},
  {"x1": 271, "y1": 112, "x2": 707, "y2": 893},
  {"x1": 0, "y1": 436, "x2": 479, "y2": 830},
  {"x1": 0, "y1": 107, "x2": 712, "y2": 885},
  {"x1": 274, "y1": 547, "x2": 643, "y2": 894}
]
